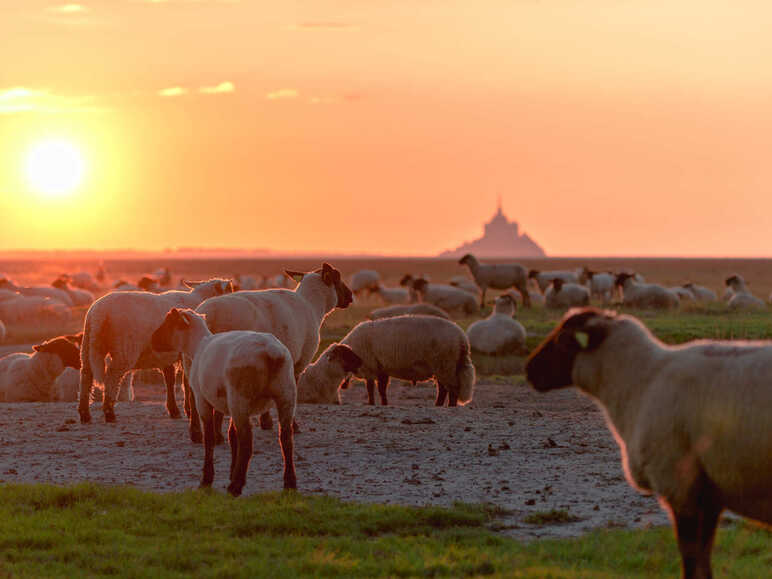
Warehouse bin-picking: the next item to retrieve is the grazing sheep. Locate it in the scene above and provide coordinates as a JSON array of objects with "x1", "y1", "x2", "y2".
[
  {"x1": 725, "y1": 275, "x2": 766, "y2": 311},
  {"x1": 449, "y1": 276, "x2": 480, "y2": 296},
  {"x1": 0, "y1": 278, "x2": 72, "y2": 307},
  {"x1": 411, "y1": 278, "x2": 479, "y2": 316},
  {"x1": 682, "y1": 283, "x2": 717, "y2": 303},
  {"x1": 527, "y1": 269, "x2": 581, "y2": 293},
  {"x1": 349, "y1": 269, "x2": 380, "y2": 296},
  {"x1": 370, "y1": 284, "x2": 410, "y2": 305},
  {"x1": 545, "y1": 279, "x2": 590, "y2": 309},
  {"x1": 458, "y1": 254, "x2": 531, "y2": 308},
  {"x1": 579, "y1": 268, "x2": 614, "y2": 303},
  {"x1": 0, "y1": 337, "x2": 81, "y2": 402},
  {"x1": 78, "y1": 278, "x2": 234, "y2": 424},
  {"x1": 296, "y1": 344, "x2": 363, "y2": 404},
  {"x1": 615, "y1": 273, "x2": 679, "y2": 309},
  {"x1": 368, "y1": 303, "x2": 450, "y2": 320},
  {"x1": 526, "y1": 308, "x2": 772, "y2": 579},
  {"x1": 339, "y1": 315, "x2": 476, "y2": 407},
  {"x1": 151, "y1": 308, "x2": 297, "y2": 494},
  {"x1": 194, "y1": 263, "x2": 353, "y2": 438},
  {"x1": 466, "y1": 294, "x2": 526, "y2": 355},
  {"x1": 52, "y1": 277, "x2": 94, "y2": 307}
]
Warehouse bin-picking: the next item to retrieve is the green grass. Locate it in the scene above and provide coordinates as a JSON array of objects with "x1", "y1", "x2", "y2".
[
  {"x1": 0, "y1": 484, "x2": 768, "y2": 578},
  {"x1": 523, "y1": 509, "x2": 583, "y2": 525}
]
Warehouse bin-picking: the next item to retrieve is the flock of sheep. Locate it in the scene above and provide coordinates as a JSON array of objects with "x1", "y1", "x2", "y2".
[{"x1": 0, "y1": 254, "x2": 770, "y2": 579}]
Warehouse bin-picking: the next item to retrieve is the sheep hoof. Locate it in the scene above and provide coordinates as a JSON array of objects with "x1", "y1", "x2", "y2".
[
  {"x1": 167, "y1": 408, "x2": 181, "y2": 419},
  {"x1": 226, "y1": 483, "x2": 243, "y2": 497}
]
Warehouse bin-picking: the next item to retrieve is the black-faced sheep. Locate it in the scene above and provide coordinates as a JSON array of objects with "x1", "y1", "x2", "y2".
[{"x1": 458, "y1": 253, "x2": 531, "y2": 308}]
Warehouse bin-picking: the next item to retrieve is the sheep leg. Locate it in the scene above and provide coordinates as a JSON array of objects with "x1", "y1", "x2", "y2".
[
  {"x1": 78, "y1": 368, "x2": 93, "y2": 424},
  {"x1": 276, "y1": 397, "x2": 297, "y2": 490},
  {"x1": 228, "y1": 419, "x2": 238, "y2": 479},
  {"x1": 447, "y1": 388, "x2": 458, "y2": 407},
  {"x1": 186, "y1": 383, "x2": 203, "y2": 444},
  {"x1": 366, "y1": 379, "x2": 376, "y2": 405},
  {"x1": 377, "y1": 373, "x2": 389, "y2": 406},
  {"x1": 435, "y1": 384, "x2": 448, "y2": 406},
  {"x1": 214, "y1": 411, "x2": 225, "y2": 445},
  {"x1": 162, "y1": 364, "x2": 181, "y2": 419},
  {"x1": 671, "y1": 488, "x2": 723, "y2": 579},
  {"x1": 479, "y1": 287, "x2": 486, "y2": 309},
  {"x1": 227, "y1": 416, "x2": 252, "y2": 497},
  {"x1": 102, "y1": 364, "x2": 126, "y2": 423},
  {"x1": 199, "y1": 404, "x2": 216, "y2": 488},
  {"x1": 516, "y1": 281, "x2": 531, "y2": 308},
  {"x1": 258, "y1": 411, "x2": 273, "y2": 430}
]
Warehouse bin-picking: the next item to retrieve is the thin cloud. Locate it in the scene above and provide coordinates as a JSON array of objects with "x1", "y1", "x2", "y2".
[
  {"x1": 50, "y1": 3, "x2": 88, "y2": 13},
  {"x1": 158, "y1": 86, "x2": 188, "y2": 97},
  {"x1": 0, "y1": 87, "x2": 102, "y2": 114},
  {"x1": 266, "y1": 88, "x2": 299, "y2": 101},
  {"x1": 199, "y1": 81, "x2": 234, "y2": 95}
]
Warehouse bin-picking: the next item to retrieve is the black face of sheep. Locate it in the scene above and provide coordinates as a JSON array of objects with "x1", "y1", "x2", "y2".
[
  {"x1": 34, "y1": 337, "x2": 82, "y2": 369},
  {"x1": 328, "y1": 344, "x2": 363, "y2": 373},
  {"x1": 458, "y1": 254, "x2": 473, "y2": 266},
  {"x1": 614, "y1": 272, "x2": 634, "y2": 288},
  {"x1": 399, "y1": 274, "x2": 414, "y2": 287},
  {"x1": 51, "y1": 278, "x2": 68, "y2": 290},
  {"x1": 552, "y1": 278, "x2": 564, "y2": 293},
  {"x1": 151, "y1": 308, "x2": 189, "y2": 352},
  {"x1": 525, "y1": 308, "x2": 611, "y2": 392},
  {"x1": 412, "y1": 278, "x2": 429, "y2": 293},
  {"x1": 724, "y1": 275, "x2": 740, "y2": 287},
  {"x1": 527, "y1": 269, "x2": 540, "y2": 279}
]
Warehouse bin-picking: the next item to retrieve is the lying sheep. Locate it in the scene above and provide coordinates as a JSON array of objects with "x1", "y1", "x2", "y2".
[
  {"x1": 195, "y1": 263, "x2": 353, "y2": 439},
  {"x1": 466, "y1": 294, "x2": 526, "y2": 355},
  {"x1": 0, "y1": 337, "x2": 81, "y2": 402},
  {"x1": 579, "y1": 268, "x2": 614, "y2": 303},
  {"x1": 725, "y1": 275, "x2": 766, "y2": 311},
  {"x1": 527, "y1": 268, "x2": 581, "y2": 293},
  {"x1": 449, "y1": 276, "x2": 480, "y2": 296},
  {"x1": 78, "y1": 278, "x2": 234, "y2": 424},
  {"x1": 368, "y1": 303, "x2": 450, "y2": 320},
  {"x1": 546, "y1": 279, "x2": 591, "y2": 309},
  {"x1": 670, "y1": 286, "x2": 696, "y2": 303},
  {"x1": 339, "y1": 315, "x2": 476, "y2": 406},
  {"x1": 349, "y1": 269, "x2": 380, "y2": 296},
  {"x1": 0, "y1": 278, "x2": 72, "y2": 307},
  {"x1": 615, "y1": 273, "x2": 679, "y2": 309},
  {"x1": 411, "y1": 278, "x2": 479, "y2": 316},
  {"x1": 0, "y1": 294, "x2": 69, "y2": 324},
  {"x1": 682, "y1": 283, "x2": 717, "y2": 303},
  {"x1": 370, "y1": 284, "x2": 410, "y2": 304},
  {"x1": 458, "y1": 254, "x2": 531, "y2": 308},
  {"x1": 52, "y1": 277, "x2": 94, "y2": 307},
  {"x1": 526, "y1": 308, "x2": 772, "y2": 579},
  {"x1": 296, "y1": 344, "x2": 363, "y2": 404},
  {"x1": 152, "y1": 308, "x2": 297, "y2": 494}
]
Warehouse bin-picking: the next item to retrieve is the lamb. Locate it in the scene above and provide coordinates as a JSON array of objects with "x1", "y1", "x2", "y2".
[
  {"x1": 52, "y1": 277, "x2": 94, "y2": 307},
  {"x1": 615, "y1": 273, "x2": 679, "y2": 309},
  {"x1": 578, "y1": 268, "x2": 614, "y2": 303},
  {"x1": 0, "y1": 337, "x2": 81, "y2": 402},
  {"x1": 370, "y1": 284, "x2": 410, "y2": 304},
  {"x1": 194, "y1": 263, "x2": 353, "y2": 438},
  {"x1": 78, "y1": 278, "x2": 234, "y2": 424},
  {"x1": 296, "y1": 344, "x2": 363, "y2": 404},
  {"x1": 545, "y1": 279, "x2": 590, "y2": 309},
  {"x1": 458, "y1": 253, "x2": 531, "y2": 308},
  {"x1": 151, "y1": 307, "x2": 297, "y2": 494},
  {"x1": 466, "y1": 294, "x2": 526, "y2": 355},
  {"x1": 682, "y1": 283, "x2": 717, "y2": 303},
  {"x1": 411, "y1": 278, "x2": 479, "y2": 316},
  {"x1": 725, "y1": 275, "x2": 766, "y2": 311},
  {"x1": 527, "y1": 268, "x2": 581, "y2": 293},
  {"x1": 525, "y1": 308, "x2": 772, "y2": 579},
  {"x1": 337, "y1": 315, "x2": 476, "y2": 407},
  {"x1": 368, "y1": 303, "x2": 450, "y2": 320},
  {"x1": 350, "y1": 269, "x2": 380, "y2": 294}
]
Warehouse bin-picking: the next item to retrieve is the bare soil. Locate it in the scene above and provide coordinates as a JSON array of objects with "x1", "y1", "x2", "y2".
[{"x1": 0, "y1": 374, "x2": 670, "y2": 541}]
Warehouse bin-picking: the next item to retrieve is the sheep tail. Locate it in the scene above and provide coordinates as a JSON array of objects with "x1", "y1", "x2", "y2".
[
  {"x1": 455, "y1": 340, "x2": 476, "y2": 405},
  {"x1": 82, "y1": 312, "x2": 106, "y2": 387}
]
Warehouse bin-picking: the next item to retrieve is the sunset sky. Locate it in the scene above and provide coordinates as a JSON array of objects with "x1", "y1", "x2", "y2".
[{"x1": 1, "y1": 1, "x2": 771, "y2": 257}]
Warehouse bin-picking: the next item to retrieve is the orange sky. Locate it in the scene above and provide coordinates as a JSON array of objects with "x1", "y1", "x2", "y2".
[{"x1": 1, "y1": 1, "x2": 771, "y2": 257}]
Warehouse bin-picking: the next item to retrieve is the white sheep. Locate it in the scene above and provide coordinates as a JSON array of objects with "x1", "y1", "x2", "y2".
[
  {"x1": 506, "y1": 288, "x2": 546, "y2": 307},
  {"x1": 296, "y1": 344, "x2": 363, "y2": 404},
  {"x1": 669, "y1": 286, "x2": 696, "y2": 303},
  {"x1": 615, "y1": 273, "x2": 679, "y2": 309},
  {"x1": 411, "y1": 278, "x2": 479, "y2": 316},
  {"x1": 349, "y1": 269, "x2": 381, "y2": 296},
  {"x1": 682, "y1": 283, "x2": 717, "y2": 303},
  {"x1": 0, "y1": 278, "x2": 72, "y2": 307},
  {"x1": 151, "y1": 307, "x2": 297, "y2": 494},
  {"x1": 78, "y1": 278, "x2": 234, "y2": 424},
  {"x1": 0, "y1": 337, "x2": 81, "y2": 402},
  {"x1": 68, "y1": 271, "x2": 101, "y2": 292},
  {"x1": 526, "y1": 308, "x2": 772, "y2": 579},
  {"x1": 448, "y1": 276, "x2": 480, "y2": 296},
  {"x1": 370, "y1": 284, "x2": 410, "y2": 304},
  {"x1": 195, "y1": 263, "x2": 353, "y2": 437},
  {"x1": 527, "y1": 268, "x2": 581, "y2": 293},
  {"x1": 338, "y1": 315, "x2": 476, "y2": 407},
  {"x1": 725, "y1": 274, "x2": 766, "y2": 311},
  {"x1": 368, "y1": 303, "x2": 450, "y2": 320},
  {"x1": 0, "y1": 294, "x2": 69, "y2": 324},
  {"x1": 466, "y1": 294, "x2": 526, "y2": 355},
  {"x1": 52, "y1": 277, "x2": 94, "y2": 307},
  {"x1": 458, "y1": 254, "x2": 531, "y2": 308},
  {"x1": 545, "y1": 279, "x2": 590, "y2": 309},
  {"x1": 579, "y1": 268, "x2": 614, "y2": 303}
]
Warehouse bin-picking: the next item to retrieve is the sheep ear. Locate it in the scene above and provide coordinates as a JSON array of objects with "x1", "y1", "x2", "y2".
[
  {"x1": 321, "y1": 263, "x2": 338, "y2": 286},
  {"x1": 285, "y1": 270, "x2": 305, "y2": 283},
  {"x1": 575, "y1": 331, "x2": 590, "y2": 349}
]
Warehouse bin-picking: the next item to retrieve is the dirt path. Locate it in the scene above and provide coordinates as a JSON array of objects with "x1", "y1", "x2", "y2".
[{"x1": 0, "y1": 375, "x2": 670, "y2": 541}]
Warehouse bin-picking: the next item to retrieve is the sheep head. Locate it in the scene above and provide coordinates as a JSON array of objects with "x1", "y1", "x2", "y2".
[
  {"x1": 286, "y1": 264, "x2": 353, "y2": 309},
  {"x1": 399, "y1": 274, "x2": 414, "y2": 287},
  {"x1": 458, "y1": 254, "x2": 474, "y2": 266},
  {"x1": 527, "y1": 269, "x2": 540, "y2": 279},
  {"x1": 493, "y1": 294, "x2": 516, "y2": 316},
  {"x1": 151, "y1": 308, "x2": 192, "y2": 352},
  {"x1": 33, "y1": 337, "x2": 81, "y2": 369},
  {"x1": 552, "y1": 278, "x2": 564, "y2": 293},
  {"x1": 614, "y1": 272, "x2": 635, "y2": 289},
  {"x1": 526, "y1": 308, "x2": 612, "y2": 392}
]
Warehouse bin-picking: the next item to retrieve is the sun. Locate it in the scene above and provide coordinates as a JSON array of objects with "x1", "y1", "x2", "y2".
[{"x1": 25, "y1": 139, "x2": 86, "y2": 196}]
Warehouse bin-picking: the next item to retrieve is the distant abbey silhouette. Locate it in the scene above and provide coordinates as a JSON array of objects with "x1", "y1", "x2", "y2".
[{"x1": 440, "y1": 199, "x2": 546, "y2": 258}]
